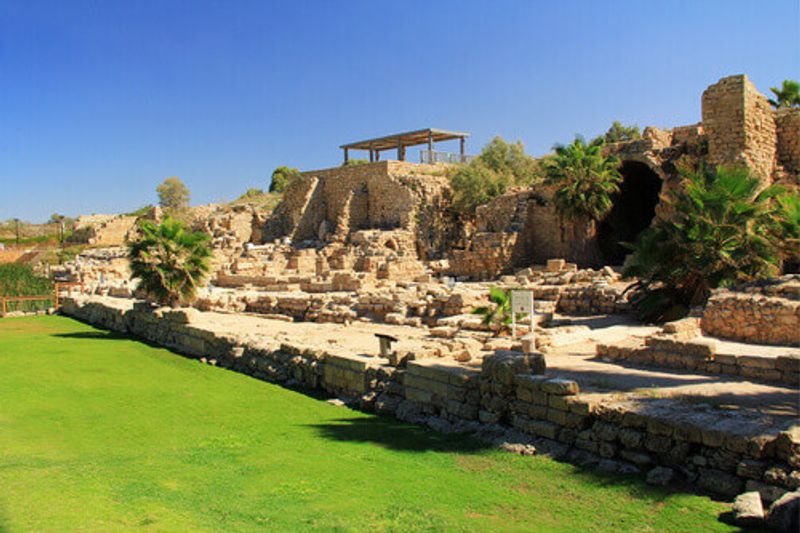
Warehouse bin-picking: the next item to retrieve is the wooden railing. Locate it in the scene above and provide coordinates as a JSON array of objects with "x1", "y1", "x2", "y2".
[{"x1": 0, "y1": 281, "x2": 84, "y2": 318}]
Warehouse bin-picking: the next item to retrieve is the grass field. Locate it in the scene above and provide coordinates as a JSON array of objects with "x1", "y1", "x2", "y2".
[{"x1": 0, "y1": 316, "x2": 736, "y2": 531}]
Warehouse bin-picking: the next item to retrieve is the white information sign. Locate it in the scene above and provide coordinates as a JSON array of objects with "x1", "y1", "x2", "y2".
[
  {"x1": 511, "y1": 290, "x2": 533, "y2": 315},
  {"x1": 510, "y1": 289, "x2": 535, "y2": 339}
]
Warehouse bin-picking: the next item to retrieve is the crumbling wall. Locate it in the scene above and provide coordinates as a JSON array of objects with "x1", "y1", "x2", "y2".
[
  {"x1": 70, "y1": 214, "x2": 138, "y2": 246},
  {"x1": 775, "y1": 108, "x2": 800, "y2": 180},
  {"x1": 702, "y1": 75, "x2": 777, "y2": 181},
  {"x1": 262, "y1": 176, "x2": 323, "y2": 242},
  {"x1": 701, "y1": 276, "x2": 800, "y2": 346},
  {"x1": 261, "y1": 161, "x2": 451, "y2": 250}
]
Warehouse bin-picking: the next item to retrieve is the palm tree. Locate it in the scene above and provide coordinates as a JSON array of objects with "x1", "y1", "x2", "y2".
[
  {"x1": 543, "y1": 136, "x2": 622, "y2": 265},
  {"x1": 768, "y1": 79, "x2": 800, "y2": 109},
  {"x1": 544, "y1": 136, "x2": 622, "y2": 221},
  {"x1": 128, "y1": 217, "x2": 212, "y2": 307},
  {"x1": 624, "y1": 165, "x2": 800, "y2": 321}
]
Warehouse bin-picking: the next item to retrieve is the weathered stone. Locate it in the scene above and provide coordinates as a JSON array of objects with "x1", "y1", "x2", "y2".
[
  {"x1": 746, "y1": 480, "x2": 789, "y2": 505},
  {"x1": 645, "y1": 434, "x2": 673, "y2": 454},
  {"x1": 737, "y1": 459, "x2": 767, "y2": 480},
  {"x1": 540, "y1": 378, "x2": 579, "y2": 396},
  {"x1": 731, "y1": 491, "x2": 765, "y2": 527},
  {"x1": 593, "y1": 421, "x2": 620, "y2": 442},
  {"x1": 646, "y1": 466, "x2": 675, "y2": 486},
  {"x1": 766, "y1": 490, "x2": 800, "y2": 533},
  {"x1": 697, "y1": 469, "x2": 743, "y2": 498},
  {"x1": 619, "y1": 450, "x2": 652, "y2": 466},
  {"x1": 764, "y1": 466, "x2": 789, "y2": 487},
  {"x1": 619, "y1": 428, "x2": 644, "y2": 450},
  {"x1": 598, "y1": 441, "x2": 617, "y2": 459}
]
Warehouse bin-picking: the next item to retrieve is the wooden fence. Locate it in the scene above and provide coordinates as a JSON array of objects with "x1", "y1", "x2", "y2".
[{"x1": 0, "y1": 281, "x2": 84, "y2": 318}]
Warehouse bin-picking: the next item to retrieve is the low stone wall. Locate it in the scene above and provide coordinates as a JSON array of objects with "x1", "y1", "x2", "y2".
[
  {"x1": 597, "y1": 336, "x2": 800, "y2": 386},
  {"x1": 61, "y1": 297, "x2": 800, "y2": 502},
  {"x1": 556, "y1": 284, "x2": 630, "y2": 314},
  {"x1": 702, "y1": 277, "x2": 800, "y2": 346}
]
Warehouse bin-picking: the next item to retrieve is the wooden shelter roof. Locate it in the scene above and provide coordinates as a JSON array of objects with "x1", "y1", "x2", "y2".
[{"x1": 340, "y1": 128, "x2": 470, "y2": 152}]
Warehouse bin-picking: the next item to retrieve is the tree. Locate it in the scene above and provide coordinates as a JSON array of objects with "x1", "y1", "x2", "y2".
[
  {"x1": 269, "y1": 166, "x2": 301, "y2": 193},
  {"x1": 156, "y1": 177, "x2": 190, "y2": 210},
  {"x1": 128, "y1": 217, "x2": 212, "y2": 307},
  {"x1": 449, "y1": 160, "x2": 512, "y2": 215},
  {"x1": 478, "y1": 136, "x2": 539, "y2": 185},
  {"x1": 768, "y1": 79, "x2": 800, "y2": 109},
  {"x1": 624, "y1": 165, "x2": 800, "y2": 321},
  {"x1": 449, "y1": 137, "x2": 541, "y2": 215},
  {"x1": 600, "y1": 121, "x2": 641, "y2": 143},
  {"x1": 544, "y1": 136, "x2": 622, "y2": 221}
]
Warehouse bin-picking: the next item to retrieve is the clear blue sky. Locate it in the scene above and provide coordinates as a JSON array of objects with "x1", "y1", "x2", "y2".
[{"x1": 2, "y1": 0, "x2": 798, "y2": 222}]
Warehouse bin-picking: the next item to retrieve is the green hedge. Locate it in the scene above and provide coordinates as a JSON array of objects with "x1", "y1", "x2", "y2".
[{"x1": 0, "y1": 264, "x2": 54, "y2": 313}]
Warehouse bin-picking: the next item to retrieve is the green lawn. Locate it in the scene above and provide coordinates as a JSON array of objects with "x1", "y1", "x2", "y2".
[{"x1": 0, "y1": 316, "x2": 735, "y2": 532}]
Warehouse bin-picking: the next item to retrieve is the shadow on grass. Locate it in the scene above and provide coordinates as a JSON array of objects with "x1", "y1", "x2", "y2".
[
  {"x1": 306, "y1": 416, "x2": 491, "y2": 453},
  {"x1": 52, "y1": 331, "x2": 131, "y2": 341}
]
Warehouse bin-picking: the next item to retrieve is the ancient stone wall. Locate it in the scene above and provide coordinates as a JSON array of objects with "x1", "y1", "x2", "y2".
[
  {"x1": 775, "y1": 108, "x2": 800, "y2": 179},
  {"x1": 70, "y1": 214, "x2": 138, "y2": 246},
  {"x1": 701, "y1": 276, "x2": 800, "y2": 346},
  {"x1": 449, "y1": 188, "x2": 600, "y2": 278},
  {"x1": 262, "y1": 161, "x2": 451, "y2": 247},
  {"x1": 60, "y1": 296, "x2": 800, "y2": 502},
  {"x1": 702, "y1": 75, "x2": 777, "y2": 181},
  {"x1": 598, "y1": 334, "x2": 799, "y2": 385}
]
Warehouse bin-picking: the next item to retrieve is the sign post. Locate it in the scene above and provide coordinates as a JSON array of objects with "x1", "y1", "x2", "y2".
[{"x1": 510, "y1": 289, "x2": 534, "y2": 340}]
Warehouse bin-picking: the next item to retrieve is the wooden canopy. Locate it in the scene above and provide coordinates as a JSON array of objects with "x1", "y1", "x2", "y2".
[{"x1": 340, "y1": 128, "x2": 469, "y2": 163}]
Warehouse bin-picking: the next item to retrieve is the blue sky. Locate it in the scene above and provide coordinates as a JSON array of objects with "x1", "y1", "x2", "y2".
[{"x1": 1, "y1": 0, "x2": 798, "y2": 222}]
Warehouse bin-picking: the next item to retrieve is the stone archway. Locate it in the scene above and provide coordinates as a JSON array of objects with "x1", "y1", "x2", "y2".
[{"x1": 597, "y1": 160, "x2": 663, "y2": 265}]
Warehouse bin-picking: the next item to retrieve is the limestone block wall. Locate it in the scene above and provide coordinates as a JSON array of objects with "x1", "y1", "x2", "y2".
[
  {"x1": 71, "y1": 214, "x2": 138, "y2": 246},
  {"x1": 597, "y1": 335, "x2": 800, "y2": 385},
  {"x1": 702, "y1": 75, "x2": 777, "y2": 181},
  {"x1": 262, "y1": 175, "x2": 324, "y2": 242},
  {"x1": 61, "y1": 296, "x2": 800, "y2": 501},
  {"x1": 702, "y1": 278, "x2": 800, "y2": 346},
  {"x1": 524, "y1": 205, "x2": 596, "y2": 267},
  {"x1": 263, "y1": 161, "x2": 451, "y2": 246},
  {"x1": 775, "y1": 108, "x2": 800, "y2": 178},
  {"x1": 448, "y1": 231, "x2": 519, "y2": 280}
]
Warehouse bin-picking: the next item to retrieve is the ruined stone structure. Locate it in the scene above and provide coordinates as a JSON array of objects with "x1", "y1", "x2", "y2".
[
  {"x1": 263, "y1": 160, "x2": 451, "y2": 245},
  {"x1": 69, "y1": 214, "x2": 138, "y2": 247},
  {"x1": 453, "y1": 75, "x2": 800, "y2": 276},
  {"x1": 257, "y1": 75, "x2": 798, "y2": 281}
]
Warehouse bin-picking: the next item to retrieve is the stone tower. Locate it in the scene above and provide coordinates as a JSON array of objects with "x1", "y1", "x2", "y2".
[{"x1": 702, "y1": 74, "x2": 778, "y2": 181}]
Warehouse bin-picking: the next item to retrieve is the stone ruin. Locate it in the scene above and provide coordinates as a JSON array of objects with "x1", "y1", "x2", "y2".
[
  {"x1": 53, "y1": 75, "x2": 800, "y2": 520},
  {"x1": 69, "y1": 213, "x2": 139, "y2": 247},
  {"x1": 453, "y1": 74, "x2": 800, "y2": 277}
]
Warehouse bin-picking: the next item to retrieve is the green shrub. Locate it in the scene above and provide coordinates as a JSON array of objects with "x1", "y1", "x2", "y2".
[
  {"x1": 342, "y1": 159, "x2": 369, "y2": 167},
  {"x1": 478, "y1": 137, "x2": 539, "y2": 186},
  {"x1": 0, "y1": 264, "x2": 54, "y2": 313},
  {"x1": 624, "y1": 165, "x2": 800, "y2": 321},
  {"x1": 269, "y1": 166, "x2": 301, "y2": 193},
  {"x1": 449, "y1": 161, "x2": 511, "y2": 215},
  {"x1": 126, "y1": 204, "x2": 156, "y2": 217},
  {"x1": 449, "y1": 137, "x2": 540, "y2": 215},
  {"x1": 597, "y1": 121, "x2": 641, "y2": 144}
]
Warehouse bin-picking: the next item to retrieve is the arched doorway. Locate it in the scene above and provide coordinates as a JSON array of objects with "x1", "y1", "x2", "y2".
[{"x1": 597, "y1": 161, "x2": 663, "y2": 265}]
